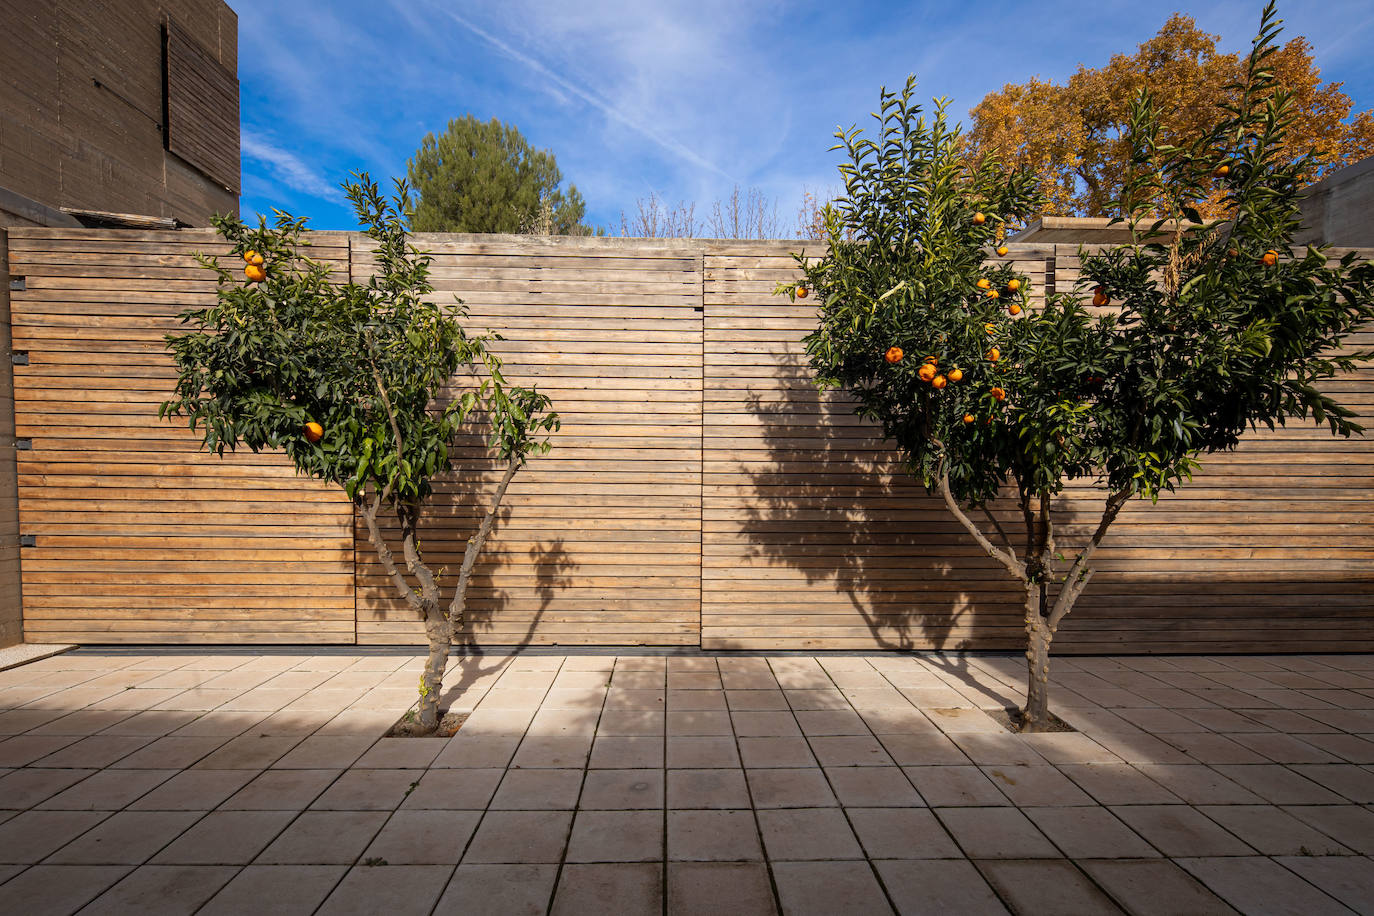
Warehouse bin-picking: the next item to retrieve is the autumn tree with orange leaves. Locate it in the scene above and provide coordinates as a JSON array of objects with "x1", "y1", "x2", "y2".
[{"x1": 968, "y1": 12, "x2": 1374, "y2": 218}]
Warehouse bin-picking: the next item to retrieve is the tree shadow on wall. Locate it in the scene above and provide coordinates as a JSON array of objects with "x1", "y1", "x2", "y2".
[{"x1": 733, "y1": 349, "x2": 1029, "y2": 659}]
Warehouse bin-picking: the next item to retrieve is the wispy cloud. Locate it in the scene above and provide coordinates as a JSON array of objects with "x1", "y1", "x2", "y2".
[
  {"x1": 240, "y1": 132, "x2": 346, "y2": 204},
  {"x1": 429, "y1": 4, "x2": 734, "y2": 181}
]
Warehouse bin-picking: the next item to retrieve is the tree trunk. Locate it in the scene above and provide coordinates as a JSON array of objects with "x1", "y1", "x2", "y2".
[
  {"x1": 1020, "y1": 587, "x2": 1055, "y2": 732},
  {"x1": 417, "y1": 604, "x2": 449, "y2": 732}
]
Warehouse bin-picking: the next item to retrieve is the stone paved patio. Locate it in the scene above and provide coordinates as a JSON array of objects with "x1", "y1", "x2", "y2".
[{"x1": 1, "y1": 649, "x2": 1372, "y2": 914}]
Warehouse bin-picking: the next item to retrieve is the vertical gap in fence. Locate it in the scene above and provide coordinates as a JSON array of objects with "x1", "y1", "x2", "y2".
[
  {"x1": 347, "y1": 233, "x2": 359, "y2": 645},
  {"x1": 696, "y1": 249, "x2": 706, "y2": 648}
]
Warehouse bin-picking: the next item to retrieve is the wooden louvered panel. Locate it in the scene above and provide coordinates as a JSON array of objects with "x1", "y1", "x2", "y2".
[{"x1": 164, "y1": 18, "x2": 240, "y2": 193}]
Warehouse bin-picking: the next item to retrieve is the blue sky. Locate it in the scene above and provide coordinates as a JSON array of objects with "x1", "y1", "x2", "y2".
[{"x1": 232, "y1": 0, "x2": 1374, "y2": 235}]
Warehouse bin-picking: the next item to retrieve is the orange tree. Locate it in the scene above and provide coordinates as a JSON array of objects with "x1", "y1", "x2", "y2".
[
  {"x1": 161, "y1": 174, "x2": 557, "y2": 733},
  {"x1": 787, "y1": 7, "x2": 1374, "y2": 731}
]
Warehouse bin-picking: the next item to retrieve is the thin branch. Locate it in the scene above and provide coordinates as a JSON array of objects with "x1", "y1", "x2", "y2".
[
  {"x1": 1048, "y1": 489, "x2": 1132, "y2": 628},
  {"x1": 980, "y1": 505, "x2": 1017, "y2": 561},
  {"x1": 360, "y1": 492, "x2": 424, "y2": 615},
  {"x1": 366, "y1": 333, "x2": 405, "y2": 505}
]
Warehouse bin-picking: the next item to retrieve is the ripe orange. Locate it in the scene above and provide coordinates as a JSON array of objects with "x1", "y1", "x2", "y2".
[
  {"x1": 917, "y1": 363, "x2": 937, "y2": 382},
  {"x1": 304, "y1": 421, "x2": 323, "y2": 443},
  {"x1": 243, "y1": 249, "x2": 259, "y2": 263},
  {"x1": 1009, "y1": 303, "x2": 1022, "y2": 316},
  {"x1": 996, "y1": 245, "x2": 1009, "y2": 257},
  {"x1": 245, "y1": 264, "x2": 266, "y2": 283},
  {"x1": 1006, "y1": 278, "x2": 1020, "y2": 292},
  {"x1": 250, "y1": 253, "x2": 265, "y2": 267},
  {"x1": 1213, "y1": 164, "x2": 1230, "y2": 177},
  {"x1": 884, "y1": 346, "x2": 903, "y2": 364},
  {"x1": 1092, "y1": 286, "x2": 1109, "y2": 307},
  {"x1": 932, "y1": 374, "x2": 947, "y2": 389},
  {"x1": 986, "y1": 289, "x2": 999, "y2": 299},
  {"x1": 987, "y1": 347, "x2": 1000, "y2": 362},
  {"x1": 1261, "y1": 250, "x2": 1278, "y2": 266},
  {"x1": 963, "y1": 413, "x2": 975, "y2": 424},
  {"x1": 973, "y1": 212, "x2": 986, "y2": 225},
  {"x1": 796, "y1": 286, "x2": 809, "y2": 299},
  {"x1": 991, "y1": 386, "x2": 1007, "y2": 401},
  {"x1": 976, "y1": 278, "x2": 991, "y2": 290},
  {"x1": 947, "y1": 368, "x2": 963, "y2": 382}
]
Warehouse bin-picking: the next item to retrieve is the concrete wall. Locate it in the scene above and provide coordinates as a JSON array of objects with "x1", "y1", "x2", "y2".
[
  {"x1": 0, "y1": 229, "x2": 21, "y2": 647},
  {"x1": 0, "y1": 0, "x2": 238, "y2": 228},
  {"x1": 1297, "y1": 156, "x2": 1374, "y2": 248}
]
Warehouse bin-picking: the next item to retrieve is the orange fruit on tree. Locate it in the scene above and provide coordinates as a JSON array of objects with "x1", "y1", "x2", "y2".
[
  {"x1": 917, "y1": 363, "x2": 937, "y2": 382},
  {"x1": 304, "y1": 421, "x2": 323, "y2": 443},
  {"x1": 984, "y1": 322, "x2": 997, "y2": 334},
  {"x1": 1092, "y1": 286, "x2": 1109, "y2": 307},
  {"x1": 932, "y1": 374, "x2": 947, "y2": 389},
  {"x1": 1006, "y1": 278, "x2": 1020, "y2": 292},
  {"x1": 987, "y1": 347, "x2": 1000, "y2": 362},
  {"x1": 986, "y1": 289, "x2": 999, "y2": 299},
  {"x1": 923, "y1": 355, "x2": 938, "y2": 365},
  {"x1": 884, "y1": 346, "x2": 903, "y2": 364},
  {"x1": 1009, "y1": 303, "x2": 1022, "y2": 316},
  {"x1": 976, "y1": 278, "x2": 991, "y2": 290},
  {"x1": 245, "y1": 264, "x2": 266, "y2": 283},
  {"x1": 243, "y1": 249, "x2": 258, "y2": 263},
  {"x1": 973, "y1": 212, "x2": 986, "y2": 225},
  {"x1": 1261, "y1": 249, "x2": 1278, "y2": 266},
  {"x1": 963, "y1": 413, "x2": 975, "y2": 424},
  {"x1": 991, "y1": 386, "x2": 1007, "y2": 401},
  {"x1": 947, "y1": 368, "x2": 963, "y2": 382},
  {"x1": 996, "y1": 245, "x2": 1009, "y2": 257},
  {"x1": 1213, "y1": 164, "x2": 1230, "y2": 177},
  {"x1": 796, "y1": 286, "x2": 809, "y2": 299},
  {"x1": 249, "y1": 252, "x2": 265, "y2": 267}
]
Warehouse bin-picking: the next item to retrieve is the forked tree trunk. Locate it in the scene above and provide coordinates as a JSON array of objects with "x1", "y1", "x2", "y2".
[{"x1": 936, "y1": 462, "x2": 1129, "y2": 734}]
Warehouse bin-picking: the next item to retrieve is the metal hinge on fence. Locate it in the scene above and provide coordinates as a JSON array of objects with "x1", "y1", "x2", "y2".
[
  {"x1": 11, "y1": 352, "x2": 28, "y2": 365},
  {"x1": 8, "y1": 277, "x2": 24, "y2": 291},
  {"x1": 19, "y1": 536, "x2": 35, "y2": 547}
]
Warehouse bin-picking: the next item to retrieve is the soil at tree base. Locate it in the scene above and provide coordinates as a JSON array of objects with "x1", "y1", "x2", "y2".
[
  {"x1": 987, "y1": 707, "x2": 1076, "y2": 733},
  {"x1": 386, "y1": 710, "x2": 467, "y2": 738}
]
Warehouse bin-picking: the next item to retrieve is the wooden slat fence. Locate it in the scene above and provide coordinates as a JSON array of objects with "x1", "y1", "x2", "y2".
[
  {"x1": 7, "y1": 228, "x2": 355, "y2": 643},
  {"x1": 5, "y1": 229, "x2": 1372, "y2": 651}
]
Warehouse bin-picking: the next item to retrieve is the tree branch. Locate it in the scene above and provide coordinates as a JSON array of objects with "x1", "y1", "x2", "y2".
[
  {"x1": 399, "y1": 506, "x2": 440, "y2": 608},
  {"x1": 1048, "y1": 489, "x2": 1132, "y2": 628},
  {"x1": 448, "y1": 455, "x2": 522, "y2": 627},
  {"x1": 937, "y1": 466, "x2": 1025, "y2": 580},
  {"x1": 360, "y1": 492, "x2": 424, "y2": 615}
]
